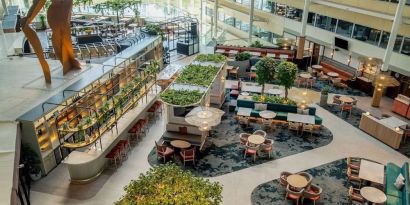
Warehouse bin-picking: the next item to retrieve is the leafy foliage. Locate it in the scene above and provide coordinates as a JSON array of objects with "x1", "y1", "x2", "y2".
[
  {"x1": 176, "y1": 64, "x2": 219, "y2": 87},
  {"x1": 116, "y1": 164, "x2": 223, "y2": 205},
  {"x1": 195, "y1": 54, "x2": 226, "y2": 63},
  {"x1": 160, "y1": 89, "x2": 204, "y2": 106},
  {"x1": 251, "y1": 95, "x2": 297, "y2": 106},
  {"x1": 255, "y1": 57, "x2": 277, "y2": 95},
  {"x1": 145, "y1": 24, "x2": 162, "y2": 36},
  {"x1": 250, "y1": 40, "x2": 263, "y2": 48},
  {"x1": 234, "y1": 52, "x2": 251, "y2": 61},
  {"x1": 321, "y1": 85, "x2": 331, "y2": 95},
  {"x1": 276, "y1": 61, "x2": 298, "y2": 99},
  {"x1": 146, "y1": 59, "x2": 160, "y2": 75}
]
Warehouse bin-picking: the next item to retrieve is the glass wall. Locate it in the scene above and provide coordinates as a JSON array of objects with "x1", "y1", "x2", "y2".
[
  {"x1": 336, "y1": 20, "x2": 354, "y2": 37},
  {"x1": 315, "y1": 15, "x2": 337, "y2": 32},
  {"x1": 379, "y1": 31, "x2": 390, "y2": 49},
  {"x1": 352, "y1": 24, "x2": 382, "y2": 45},
  {"x1": 402, "y1": 37, "x2": 410, "y2": 56}
]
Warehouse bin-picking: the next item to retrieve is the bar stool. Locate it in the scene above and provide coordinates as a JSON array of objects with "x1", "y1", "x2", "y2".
[{"x1": 119, "y1": 139, "x2": 131, "y2": 153}]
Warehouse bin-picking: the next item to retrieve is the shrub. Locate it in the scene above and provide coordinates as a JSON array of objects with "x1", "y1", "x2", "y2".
[
  {"x1": 250, "y1": 40, "x2": 263, "y2": 48},
  {"x1": 160, "y1": 89, "x2": 204, "y2": 106},
  {"x1": 116, "y1": 164, "x2": 223, "y2": 205},
  {"x1": 196, "y1": 54, "x2": 226, "y2": 63},
  {"x1": 234, "y1": 52, "x2": 251, "y2": 61},
  {"x1": 176, "y1": 64, "x2": 219, "y2": 87}
]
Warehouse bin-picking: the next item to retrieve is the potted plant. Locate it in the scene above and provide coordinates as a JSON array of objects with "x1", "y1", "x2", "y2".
[
  {"x1": 250, "y1": 40, "x2": 263, "y2": 48},
  {"x1": 228, "y1": 52, "x2": 251, "y2": 72},
  {"x1": 255, "y1": 57, "x2": 276, "y2": 95},
  {"x1": 320, "y1": 86, "x2": 331, "y2": 106},
  {"x1": 21, "y1": 144, "x2": 42, "y2": 181},
  {"x1": 115, "y1": 164, "x2": 223, "y2": 205},
  {"x1": 38, "y1": 14, "x2": 47, "y2": 30},
  {"x1": 276, "y1": 61, "x2": 298, "y2": 100}
]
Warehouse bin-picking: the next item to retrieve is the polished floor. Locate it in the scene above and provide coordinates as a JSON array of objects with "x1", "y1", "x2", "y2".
[{"x1": 29, "y1": 75, "x2": 410, "y2": 205}]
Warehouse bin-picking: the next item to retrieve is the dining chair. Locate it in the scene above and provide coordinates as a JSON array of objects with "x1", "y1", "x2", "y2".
[
  {"x1": 307, "y1": 78, "x2": 315, "y2": 88},
  {"x1": 243, "y1": 143, "x2": 259, "y2": 162},
  {"x1": 238, "y1": 116, "x2": 250, "y2": 127},
  {"x1": 155, "y1": 141, "x2": 175, "y2": 163},
  {"x1": 351, "y1": 97, "x2": 358, "y2": 106},
  {"x1": 348, "y1": 186, "x2": 365, "y2": 204},
  {"x1": 228, "y1": 67, "x2": 238, "y2": 79},
  {"x1": 262, "y1": 119, "x2": 273, "y2": 131},
  {"x1": 302, "y1": 124, "x2": 314, "y2": 137},
  {"x1": 340, "y1": 103, "x2": 353, "y2": 116},
  {"x1": 347, "y1": 167, "x2": 362, "y2": 188},
  {"x1": 280, "y1": 171, "x2": 293, "y2": 187},
  {"x1": 333, "y1": 95, "x2": 342, "y2": 105},
  {"x1": 402, "y1": 124, "x2": 410, "y2": 143},
  {"x1": 302, "y1": 184, "x2": 322, "y2": 205},
  {"x1": 294, "y1": 78, "x2": 302, "y2": 87},
  {"x1": 347, "y1": 157, "x2": 361, "y2": 171},
  {"x1": 239, "y1": 133, "x2": 251, "y2": 146},
  {"x1": 180, "y1": 147, "x2": 196, "y2": 167},
  {"x1": 288, "y1": 122, "x2": 300, "y2": 134},
  {"x1": 285, "y1": 184, "x2": 304, "y2": 205},
  {"x1": 261, "y1": 139, "x2": 274, "y2": 158},
  {"x1": 253, "y1": 130, "x2": 267, "y2": 138},
  {"x1": 298, "y1": 172, "x2": 313, "y2": 189}
]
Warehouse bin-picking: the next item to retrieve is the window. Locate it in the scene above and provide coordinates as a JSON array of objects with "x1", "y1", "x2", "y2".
[
  {"x1": 402, "y1": 37, "x2": 410, "y2": 56},
  {"x1": 224, "y1": 16, "x2": 235, "y2": 27},
  {"x1": 262, "y1": 0, "x2": 273, "y2": 12},
  {"x1": 286, "y1": 7, "x2": 302, "y2": 22},
  {"x1": 393, "y1": 35, "x2": 403, "y2": 52},
  {"x1": 241, "y1": 22, "x2": 249, "y2": 32},
  {"x1": 352, "y1": 24, "x2": 381, "y2": 45},
  {"x1": 275, "y1": 3, "x2": 286, "y2": 16},
  {"x1": 218, "y1": 13, "x2": 224, "y2": 21},
  {"x1": 206, "y1": 7, "x2": 213, "y2": 17},
  {"x1": 379, "y1": 31, "x2": 389, "y2": 48},
  {"x1": 255, "y1": 0, "x2": 263, "y2": 10},
  {"x1": 307, "y1": 13, "x2": 315, "y2": 25},
  {"x1": 315, "y1": 15, "x2": 337, "y2": 32},
  {"x1": 235, "y1": 19, "x2": 242, "y2": 29},
  {"x1": 336, "y1": 20, "x2": 354, "y2": 37},
  {"x1": 259, "y1": 29, "x2": 273, "y2": 43}
]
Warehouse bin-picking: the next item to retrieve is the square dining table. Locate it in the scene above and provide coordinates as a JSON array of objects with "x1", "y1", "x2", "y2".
[{"x1": 359, "y1": 159, "x2": 385, "y2": 185}]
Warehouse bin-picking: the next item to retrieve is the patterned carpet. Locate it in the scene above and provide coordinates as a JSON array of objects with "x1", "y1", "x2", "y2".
[
  {"x1": 251, "y1": 159, "x2": 349, "y2": 205},
  {"x1": 310, "y1": 80, "x2": 368, "y2": 97},
  {"x1": 320, "y1": 103, "x2": 410, "y2": 158},
  {"x1": 148, "y1": 104, "x2": 333, "y2": 177}
]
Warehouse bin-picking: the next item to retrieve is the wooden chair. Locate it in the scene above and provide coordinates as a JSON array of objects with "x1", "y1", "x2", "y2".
[
  {"x1": 402, "y1": 124, "x2": 410, "y2": 143},
  {"x1": 239, "y1": 133, "x2": 251, "y2": 145},
  {"x1": 155, "y1": 141, "x2": 174, "y2": 163},
  {"x1": 261, "y1": 139, "x2": 274, "y2": 158},
  {"x1": 333, "y1": 95, "x2": 342, "y2": 104},
  {"x1": 228, "y1": 67, "x2": 238, "y2": 79},
  {"x1": 285, "y1": 184, "x2": 304, "y2": 205},
  {"x1": 238, "y1": 116, "x2": 250, "y2": 127},
  {"x1": 262, "y1": 119, "x2": 274, "y2": 131},
  {"x1": 347, "y1": 167, "x2": 362, "y2": 188},
  {"x1": 347, "y1": 157, "x2": 361, "y2": 171},
  {"x1": 302, "y1": 184, "x2": 322, "y2": 205},
  {"x1": 288, "y1": 122, "x2": 301, "y2": 134},
  {"x1": 348, "y1": 186, "x2": 365, "y2": 204},
  {"x1": 253, "y1": 130, "x2": 267, "y2": 138},
  {"x1": 243, "y1": 143, "x2": 259, "y2": 162},
  {"x1": 248, "y1": 72, "x2": 257, "y2": 81},
  {"x1": 302, "y1": 124, "x2": 314, "y2": 137},
  {"x1": 280, "y1": 171, "x2": 293, "y2": 187},
  {"x1": 180, "y1": 148, "x2": 196, "y2": 167},
  {"x1": 298, "y1": 172, "x2": 313, "y2": 189}
]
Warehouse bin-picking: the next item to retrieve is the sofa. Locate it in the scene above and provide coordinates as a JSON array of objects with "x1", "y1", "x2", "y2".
[
  {"x1": 319, "y1": 61, "x2": 353, "y2": 82},
  {"x1": 385, "y1": 162, "x2": 409, "y2": 205},
  {"x1": 235, "y1": 99, "x2": 323, "y2": 125}
]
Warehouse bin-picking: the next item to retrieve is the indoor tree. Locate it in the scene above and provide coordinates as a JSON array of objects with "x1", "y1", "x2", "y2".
[
  {"x1": 255, "y1": 57, "x2": 277, "y2": 95},
  {"x1": 95, "y1": 0, "x2": 137, "y2": 24},
  {"x1": 276, "y1": 61, "x2": 298, "y2": 100},
  {"x1": 115, "y1": 164, "x2": 223, "y2": 205}
]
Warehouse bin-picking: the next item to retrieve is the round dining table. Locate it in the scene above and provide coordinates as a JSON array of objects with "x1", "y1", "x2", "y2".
[
  {"x1": 339, "y1": 96, "x2": 354, "y2": 103},
  {"x1": 327, "y1": 72, "x2": 339, "y2": 78},
  {"x1": 259, "y1": 110, "x2": 277, "y2": 119},
  {"x1": 266, "y1": 89, "x2": 282, "y2": 96},
  {"x1": 171, "y1": 140, "x2": 191, "y2": 149},
  {"x1": 299, "y1": 73, "x2": 312, "y2": 79},
  {"x1": 312, "y1": 65, "x2": 323, "y2": 69},
  {"x1": 360, "y1": 187, "x2": 387, "y2": 204},
  {"x1": 247, "y1": 134, "x2": 265, "y2": 145},
  {"x1": 287, "y1": 174, "x2": 308, "y2": 189}
]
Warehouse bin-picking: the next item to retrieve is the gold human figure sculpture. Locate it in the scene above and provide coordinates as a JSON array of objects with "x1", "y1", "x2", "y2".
[{"x1": 21, "y1": 0, "x2": 81, "y2": 83}]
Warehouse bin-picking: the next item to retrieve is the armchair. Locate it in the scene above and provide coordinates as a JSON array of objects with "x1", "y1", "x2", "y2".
[
  {"x1": 155, "y1": 141, "x2": 174, "y2": 163},
  {"x1": 180, "y1": 148, "x2": 196, "y2": 167}
]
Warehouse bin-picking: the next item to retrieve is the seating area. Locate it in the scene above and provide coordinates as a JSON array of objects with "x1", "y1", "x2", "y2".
[{"x1": 279, "y1": 171, "x2": 322, "y2": 205}]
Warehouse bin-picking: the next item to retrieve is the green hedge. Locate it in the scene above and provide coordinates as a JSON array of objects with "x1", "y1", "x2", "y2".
[
  {"x1": 160, "y1": 89, "x2": 204, "y2": 106},
  {"x1": 176, "y1": 64, "x2": 219, "y2": 87}
]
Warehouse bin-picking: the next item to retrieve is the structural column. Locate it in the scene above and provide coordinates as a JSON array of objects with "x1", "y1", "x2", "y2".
[
  {"x1": 213, "y1": 0, "x2": 219, "y2": 38},
  {"x1": 248, "y1": 0, "x2": 255, "y2": 44},
  {"x1": 381, "y1": 0, "x2": 405, "y2": 71},
  {"x1": 1, "y1": 0, "x2": 7, "y2": 16},
  {"x1": 296, "y1": 0, "x2": 310, "y2": 59}
]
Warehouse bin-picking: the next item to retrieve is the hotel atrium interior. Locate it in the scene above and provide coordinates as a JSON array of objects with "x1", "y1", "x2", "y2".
[{"x1": 1, "y1": 0, "x2": 410, "y2": 204}]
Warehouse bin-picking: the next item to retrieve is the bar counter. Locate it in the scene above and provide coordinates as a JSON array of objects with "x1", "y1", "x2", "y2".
[{"x1": 63, "y1": 86, "x2": 160, "y2": 183}]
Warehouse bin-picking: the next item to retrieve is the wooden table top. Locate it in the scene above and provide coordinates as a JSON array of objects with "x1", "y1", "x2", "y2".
[
  {"x1": 170, "y1": 140, "x2": 191, "y2": 149},
  {"x1": 247, "y1": 134, "x2": 265, "y2": 145},
  {"x1": 339, "y1": 96, "x2": 354, "y2": 103},
  {"x1": 299, "y1": 73, "x2": 312, "y2": 79},
  {"x1": 327, "y1": 72, "x2": 339, "y2": 77},
  {"x1": 259, "y1": 110, "x2": 277, "y2": 119},
  {"x1": 312, "y1": 65, "x2": 323, "y2": 69},
  {"x1": 287, "y1": 174, "x2": 308, "y2": 188},
  {"x1": 360, "y1": 187, "x2": 387, "y2": 203}
]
